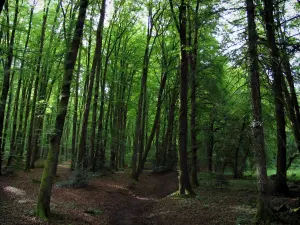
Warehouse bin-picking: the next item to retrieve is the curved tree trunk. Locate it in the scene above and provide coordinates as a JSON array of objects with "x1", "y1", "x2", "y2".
[{"x1": 36, "y1": 0, "x2": 88, "y2": 219}]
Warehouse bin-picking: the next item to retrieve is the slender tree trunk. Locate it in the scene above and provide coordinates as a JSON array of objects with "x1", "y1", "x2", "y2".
[
  {"x1": 189, "y1": 0, "x2": 200, "y2": 186},
  {"x1": 77, "y1": 6, "x2": 105, "y2": 169},
  {"x1": 25, "y1": 2, "x2": 49, "y2": 170},
  {"x1": 207, "y1": 115, "x2": 214, "y2": 172},
  {"x1": 0, "y1": 0, "x2": 19, "y2": 175},
  {"x1": 233, "y1": 116, "x2": 247, "y2": 178},
  {"x1": 131, "y1": 4, "x2": 155, "y2": 179},
  {"x1": 135, "y1": 72, "x2": 168, "y2": 179},
  {"x1": 246, "y1": 0, "x2": 271, "y2": 221},
  {"x1": 7, "y1": 4, "x2": 33, "y2": 166},
  {"x1": 89, "y1": 0, "x2": 106, "y2": 169},
  {"x1": 36, "y1": 0, "x2": 88, "y2": 219},
  {"x1": 71, "y1": 45, "x2": 81, "y2": 170},
  {"x1": 165, "y1": 87, "x2": 178, "y2": 170}
]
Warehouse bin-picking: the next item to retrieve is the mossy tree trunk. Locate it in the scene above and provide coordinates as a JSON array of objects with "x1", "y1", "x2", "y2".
[
  {"x1": 36, "y1": 0, "x2": 88, "y2": 219},
  {"x1": 189, "y1": 0, "x2": 200, "y2": 186}
]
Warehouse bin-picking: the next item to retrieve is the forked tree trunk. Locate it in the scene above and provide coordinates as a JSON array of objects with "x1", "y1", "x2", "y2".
[{"x1": 36, "y1": 0, "x2": 88, "y2": 219}]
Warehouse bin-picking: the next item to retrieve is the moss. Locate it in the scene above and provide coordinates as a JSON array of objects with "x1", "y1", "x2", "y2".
[
  {"x1": 255, "y1": 197, "x2": 272, "y2": 224},
  {"x1": 36, "y1": 146, "x2": 56, "y2": 220}
]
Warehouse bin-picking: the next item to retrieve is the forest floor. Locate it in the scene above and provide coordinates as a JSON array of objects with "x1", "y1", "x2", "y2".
[{"x1": 0, "y1": 163, "x2": 300, "y2": 225}]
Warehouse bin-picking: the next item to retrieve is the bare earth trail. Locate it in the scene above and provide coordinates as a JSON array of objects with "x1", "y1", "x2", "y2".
[
  {"x1": 107, "y1": 172, "x2": 177, "y2": 225},
  {"x1": 0, "y1": 165, "x2": 178, "y2": 225}
]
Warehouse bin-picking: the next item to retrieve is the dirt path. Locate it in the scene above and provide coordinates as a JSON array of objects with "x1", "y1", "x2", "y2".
[
  {"x1": 0, "y1": 166, "x2": 177, "y2": 225},
  {"x1": 106, "y1": 171, "x2": 177, "y2": 225}
]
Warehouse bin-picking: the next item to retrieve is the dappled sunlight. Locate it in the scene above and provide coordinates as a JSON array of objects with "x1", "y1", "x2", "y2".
[
  {"x1": 132, "y1": 195, "x2": 153, "y2": 201},
  {"x1": 16, "y1": 198, "x2": 34, "y2": 204},
  {"x1": 104, "y1": 183, "x2": 128, "y2": 191},
  {"x1": 3, "y1": 186, "x2": 26, "y2": 197},
  {"x1": 229, "y1": 205, "x2": 256, "y2": 214}
]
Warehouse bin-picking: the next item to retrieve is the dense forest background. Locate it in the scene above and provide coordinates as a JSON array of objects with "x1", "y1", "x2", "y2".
[{"x1": 0, "y1": 0, "x2": 300, "y2": 224}]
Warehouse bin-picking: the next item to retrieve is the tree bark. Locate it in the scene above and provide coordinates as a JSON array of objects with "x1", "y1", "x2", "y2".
[
  {"x1": 262, "y1": 0, "x2": 288, "y2": 194},
  {"x1": 0, "y1": 0, "x2": 19, "y2": 175},
  {"x1": 25, "y1": 2, "x2": 49, "y2": 170},
  {"x1": 36, "y1": 0, "x2": 88, "y2": 219},
  {"x1": 78, "y1": 1, "x2": 105, "y2": 170},
  {"x1": 246, "y1": 0, "x2": 271, "y2": 221},
  {"x1": 89, "y1": 0, "x2": 106, "y2": 169},
  {"x1": 175, "y1": 0, "x2": 194, "y2": 195}
]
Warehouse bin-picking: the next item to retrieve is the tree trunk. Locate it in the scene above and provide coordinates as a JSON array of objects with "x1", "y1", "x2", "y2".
[
  {"x1": 262, "y1": 0, "x2": 288, "y2": 194},
  {"x1": 7, "y1": 3, "x2": 33, "y2": 167},
  {"x1": 71, "y1": 45, "x2": 81, "y2": 170},
  {"x1": 189, "y1": 0, "x2": 200, "y2": 186},
  {"x1": 177, "y1": 0, "x2": 194, "y2": 195},
  {"x1": 36, "y1": 0, "x2": 88, "y2": 219},
  {"x1": 246, "y1": 0, "x2": 271, "y2": 221},
  {"x1": 78, "y1": 2, "x2": 105, "y2": 169},
  {"x1": 135, "y1": 71, "x2": 168, "y2": 179},
  {"x1": 0, "y1": 0, "x2": 19, "y2": 175},
  {"x1": 207, "y1": 115, "x2": 214, "y2": 172},
  {"x1": 131, "y1": 5, "x2": 154, "y2": 179},
  {"x1": 89, "y1": 0, "x2": 106, "y2": 169},
  {"x1": 25, "y1": 2, "x2": 49, "y2": 170},
  {"x1": 233, "y1": 116, "x2": 247, "y2": 178}
]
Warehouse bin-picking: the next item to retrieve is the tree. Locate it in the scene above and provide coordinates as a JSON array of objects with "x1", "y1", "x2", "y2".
[
  {"x1": 169, "y1": 0, "x2": 194, "y2": 195},
  {"x1": 262, "y1": 0, "x2": 289, "y2": 194},
  {"x1": 36, "y1": 0, "x2": 88, "y2": 219},
  {"x1": 0, "y1": 0, "x2": 19, "y2": 175},
  {"x1": 246, "y1": 0, "x2": 271, "y2": 221}
]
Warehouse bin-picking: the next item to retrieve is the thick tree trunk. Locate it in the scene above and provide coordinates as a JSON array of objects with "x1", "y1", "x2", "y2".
[
  {"x1": 36, "y1": 0, "x2": 88, "y2": 219},
  {"x1": 262, "y1": 0, "x2": 288, "y2": 194},
  {"x1": 246, "y1": 0, "x2": 271, "y2": 221},
  {"x1": 178, "y1": 0, "x2": 194, "y2": 195},
  {"x1": 189, "y1": 0, "x2": 200, "y2": 186}
]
